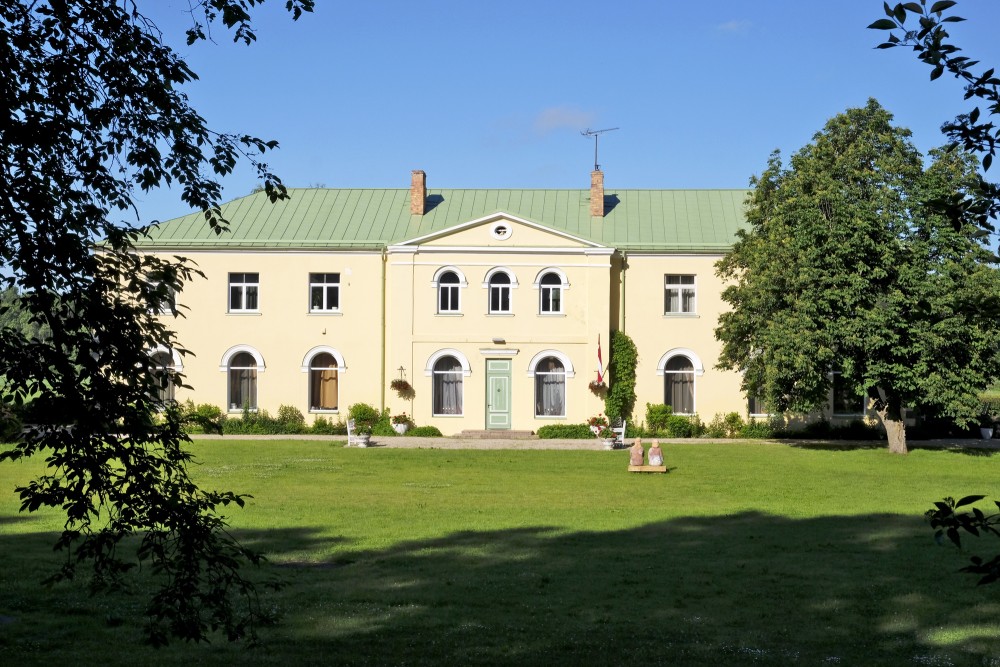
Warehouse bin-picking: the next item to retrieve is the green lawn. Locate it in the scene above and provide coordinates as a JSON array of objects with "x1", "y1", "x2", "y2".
[{"x1": 1, "y1": 440, "x2": 999, "y2": 665}]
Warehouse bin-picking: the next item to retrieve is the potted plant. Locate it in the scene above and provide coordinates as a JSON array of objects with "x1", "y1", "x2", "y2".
[
  {"x1": 979, "y1": 413, "x2": 995, "y2": 440},
  {"x1": 354, "y1": 421, "x2": 372, "y2": 447},
  {"x1": 390, "y1": 378, "x2": 414, "y2": 398},
  {"x1": 588, "y1": 379, "x2": 607, "y2": 394},
  {"x1": 391, "y1": 412, "x2": 412, "y2": 435},
  {"x1": 588, "y1": 413, "x2": 609, "y2": 437},
  {"x1": 597, "y1": 424, "x2": 617, "y2": 450}
]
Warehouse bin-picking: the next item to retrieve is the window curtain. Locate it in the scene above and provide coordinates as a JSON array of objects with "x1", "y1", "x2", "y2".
[
  {"x1": 311, "y1": 369, "x2": 338, "y2": 410},
  {"x1": 434, "y1": 372, "x2": 462, "y2": 414},
  {"x1": 535, "y1": 372, "x2": 565, "y2": 416},
  {"x1": 230, "y1": 368, "x2": 257, "y2": 409},
  {"x1": 665, "y1": 374, "x2": 693, "y2": 413}
]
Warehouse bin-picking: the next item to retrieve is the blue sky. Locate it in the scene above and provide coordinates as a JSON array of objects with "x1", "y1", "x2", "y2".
[{"x1": 137, "y1": 0, "x2": 1000, "y2": 224}]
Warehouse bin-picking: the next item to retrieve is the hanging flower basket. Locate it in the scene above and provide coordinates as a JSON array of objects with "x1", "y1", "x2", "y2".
[
  {"x1": 588, "y1": 380, "x2": 607, "y2": 394},
  {"x1": 390, "y1": 378, "x2": 414, "y2": 398}
]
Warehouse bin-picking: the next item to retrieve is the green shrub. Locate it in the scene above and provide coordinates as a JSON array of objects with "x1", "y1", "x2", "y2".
[
  {"x1": 0, "y1": 403, "x2": 23, "y2": 442},
  {"x1": 661, "y1": 414, "x2": 704, "y2": 438},
  {"x1": 706, "y1": 412, "x2": 746, "y2": 438},
  {"x1": 277, "y1": 404, "x2": 306, "y2": 433},
  {"x1": 645, "y1": 403, "x2": 673, "y2": 432},
  {"x1": 739, "y1": 419, "x2": 776, "y2": 439},
  {"x1": 179, "y1": 401, "x2": 225, "y2": 434},
  {"x1": 310, "y1": 416, "x2": 347, "y2": 435},
  {"x1": 408, "y1": 426, "x2": 443, "y2": 437},
  {"x1": 536, "y1": 423, "x2": 594, "y2": 439},
  {"x1": 223, "y1": 407, "x2": 283, "y2": 435}
]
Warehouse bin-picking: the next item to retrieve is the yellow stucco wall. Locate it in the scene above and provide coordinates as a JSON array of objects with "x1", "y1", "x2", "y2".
[
  {"x1": 152, "y1": 218, "x2": 769, "y2": 434},
  {"x1": 620, "y1": 253, "x2": 746, "y2": 424}
]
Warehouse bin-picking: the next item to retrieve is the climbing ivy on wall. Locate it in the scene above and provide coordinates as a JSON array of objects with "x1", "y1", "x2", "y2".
[{"x1": 604, "y1": 330, "x2": 638, "y2": 422}]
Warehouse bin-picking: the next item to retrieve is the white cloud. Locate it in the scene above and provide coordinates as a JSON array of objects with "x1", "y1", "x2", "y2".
[
  {"x1": 533, "y1": 106, "x2": 598, "y2": 136},
  {"x1": 716, "y1": 20, "x2": 751, "y2": 34}
]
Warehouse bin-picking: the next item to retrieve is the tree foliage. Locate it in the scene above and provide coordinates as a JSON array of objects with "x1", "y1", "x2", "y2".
[
  {"x1": 871, "y1": 0, "x2": 1000, "y2": 586},
  {"x1": 715, "y1": 99, "x2": 1000, "y2": 454},
  {"x1": 870, "y1": 0, "x2": 1000, "y2": 237},
  {"x1": 0, "y1": 0, "x2": 312, "y2": 644}
]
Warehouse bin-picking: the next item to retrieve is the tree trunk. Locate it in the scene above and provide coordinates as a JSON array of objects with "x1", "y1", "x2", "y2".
[{"x1": 871, "y1": 389, "x2": 908, "y2": 454}]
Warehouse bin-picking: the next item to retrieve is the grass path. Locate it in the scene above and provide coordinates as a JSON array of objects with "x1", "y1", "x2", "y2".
[{"x1": 1, "y1": 441, "x2": 998, "y2": 665}]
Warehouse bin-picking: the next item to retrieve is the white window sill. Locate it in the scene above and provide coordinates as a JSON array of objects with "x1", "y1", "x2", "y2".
[
  {"x1": 310, "y1": 409, "x2": 340, "y2": 414},
  {"x1": 432, "y1": 413, "x2": 464, "y2": 418},
  {"x1": 538, "y1": 313, "x2": 566, "y2": 317},
  {"x1": 486, "y1": 313, "x2": 514, "y2": 317},
  {"x1": 436, "y1": 312, "x2": 464, "y2": 317},
  {"x1": 534, "y1": 415, "x2": 566, "y2": 419},
  {"x1": 228, "y1": 311, "x2": 262, "y2": 316},
  {"x1": 307, "y1": 311, "x2": 343, "y2": 316},
  {"x1": 663, "y1": 313, "x2": 699, "y2": 318}
]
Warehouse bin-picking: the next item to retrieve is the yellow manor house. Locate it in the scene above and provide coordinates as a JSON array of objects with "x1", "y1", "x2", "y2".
[{"x1": 137, "y1": 169, "x2": 867, "y2": 435}]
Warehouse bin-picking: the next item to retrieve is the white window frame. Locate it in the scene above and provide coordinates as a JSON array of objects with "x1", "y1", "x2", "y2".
[
  {"x1": 425, "y1": 349, "x2": 472, "y2": 417},
  {"x1": 655, "y1": 348, "x2": 705, "y2": 415},
  {"x1": 432, "y1": 267, "x2": 467, "y2": 314},
  {"x1": 533, "y1": 268, "x2": 569, "y2": 315},
  {"x1": 483, "y1": 267, "x2": 518, "y2": 315},
  {"x1": 149, "y1": 346, "x2": 183, "y2": 407},
  {"x1": 664, "y1": 274, "x2": 696, "y2": 315},
  {"x1": 219, "y1": 345, "x2": 265, "y2": 412},
  {"x1": 309, "y1": 272, "x2": 341, "y2": 313},
  {"x1": 300, "y1": 346, "x2": 348, "y2": 414},
  {"x1": 532, "y1": 356, "x2": 567, "y2": 418},
  {"x1": 229, "y1": 272, "x2": 260, "y2": 313}
]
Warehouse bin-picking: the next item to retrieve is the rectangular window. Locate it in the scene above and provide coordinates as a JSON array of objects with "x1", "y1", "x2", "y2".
[
  {"x1": 309, "y1": 273, "x2": 340, "y2": 312},
  {"x1": 489, "y1": 285, "x2": 510, "y2": 313},
  {"x1": 748, "y1": 394, "x2": 770, "y2": 416},
  {"x1": 832, "y1": 371, "x2": 866, "y2": 415},
  {"x1": 664, "y1": 275, "x2": 696, "y2": 314},
  {"x1": 229, "y1": 272, "x2": 259, "y2": 312},
  {"x1": 148, "y1": 281, "x2": 176, "y2": 315}
]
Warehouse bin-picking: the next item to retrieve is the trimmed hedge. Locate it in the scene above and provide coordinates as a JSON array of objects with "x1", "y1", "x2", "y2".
[{"x1": 536, "y1": 423, "x2": 594, "y2": 439}]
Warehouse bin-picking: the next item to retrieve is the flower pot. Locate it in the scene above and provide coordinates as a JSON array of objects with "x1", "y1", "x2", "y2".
[
  {"x1": 590, "y1": 425, "x2": 601, "y2": 437},
  {"x1": 393, "y1": 423, "x2": 409, "y2": 435},
  {"x1": 602, "y1": 438, "x2": 616, "y2": 450},
  {"x1": 356, "y1": 434, "x2": 371, "y2": 447},
  {"x1": 981, "y1": 427, "x2": 993, "y2": 440}
]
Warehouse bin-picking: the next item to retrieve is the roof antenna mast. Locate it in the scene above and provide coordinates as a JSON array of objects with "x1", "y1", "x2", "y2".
[{"x1": 581, "y1": 127, "x2": 619, "y2": 171}]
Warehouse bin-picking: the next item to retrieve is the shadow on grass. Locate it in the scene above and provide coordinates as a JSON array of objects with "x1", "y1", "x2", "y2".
[
  {"x1": 241, "y1": 513, "x2": 997, "y2": 664},
  {"x1": 2, "y1": 513, "x2": 998, "y2": 665}
]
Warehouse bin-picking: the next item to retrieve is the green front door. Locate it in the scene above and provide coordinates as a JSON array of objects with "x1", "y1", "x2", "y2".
[{"x1": 486, "y1": 359, "x2": 512, "y2": 430}]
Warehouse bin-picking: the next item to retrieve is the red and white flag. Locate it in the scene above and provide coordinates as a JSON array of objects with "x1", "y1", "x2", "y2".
[{"x1": 596, "y1": 335, "x2": 604, "y2": 383}]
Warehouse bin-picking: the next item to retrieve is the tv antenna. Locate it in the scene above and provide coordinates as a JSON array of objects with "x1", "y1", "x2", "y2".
[{"x1": 581, "y1": 127, "x2": 619, "y2": 171}]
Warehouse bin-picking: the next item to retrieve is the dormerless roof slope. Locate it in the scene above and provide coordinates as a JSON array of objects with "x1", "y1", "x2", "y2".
[{"x1": 137, "y1": 188, "x2": 750, "y2": 252}]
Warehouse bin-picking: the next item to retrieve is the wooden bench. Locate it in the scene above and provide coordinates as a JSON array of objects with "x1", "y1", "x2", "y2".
[{"x1": 628, "y1": 465, "x2": 667, "y2": 473}]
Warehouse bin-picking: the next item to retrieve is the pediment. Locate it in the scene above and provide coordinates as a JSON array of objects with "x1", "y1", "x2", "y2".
[{"x1": 390, "y1": 212, "x2": 605, "y2": 250}]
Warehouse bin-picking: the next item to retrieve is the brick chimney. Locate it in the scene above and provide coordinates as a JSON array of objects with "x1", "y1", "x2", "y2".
[
  {"x1": 410, "y1": 169, "x2": 427, "y2": 215},
  {"x1": 590, "y1": 170, "x2": 605, "y2": 217}
]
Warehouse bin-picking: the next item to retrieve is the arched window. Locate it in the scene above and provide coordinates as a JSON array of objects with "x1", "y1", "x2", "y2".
[
  {"x1": 534, "y1": 356, "x2": 566, "y2": 417},
  {"x1": 488, "y1": 271, "x2": 512, "y2": 314},
  {"x1": 229, "y1": 351, "x2": 258, "y2": 411},
  {"x1": 664, "y1": 355, "x2": 695, "y2": 414},
  {"x1": 539, "y1": 272, "x2": 563, "y2": 314},
  {"x1": 309, "y1": 353, "x2": 339, "y2": 412},
  {"x1": 151, "y1": 350, "x2": 175, "y2": 405},
  {"x1": 438, "y1": 270, "x2": 460, "y2": 313},
  {"x1": 433, "y1": 356, "x2": 464, "y2": 415}
]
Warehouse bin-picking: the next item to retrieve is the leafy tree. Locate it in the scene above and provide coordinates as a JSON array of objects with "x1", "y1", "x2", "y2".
[
  {"x1": 715, "y1": 99, "x2": 1000, "y2": 454},
  {"x1": 871, "y1": 0, "x2": 1000, "y2": 584},
  {"x1": 0, "y1": 0, "x2": 312, "y2": 644}
]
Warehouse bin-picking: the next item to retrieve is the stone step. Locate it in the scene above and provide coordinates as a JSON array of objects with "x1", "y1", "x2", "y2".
[{"x1": 457, "y1": 430, "x2": 537, "y2": 440}]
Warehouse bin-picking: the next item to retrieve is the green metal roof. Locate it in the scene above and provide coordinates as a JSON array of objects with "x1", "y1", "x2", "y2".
[{"x1": 136, "y1": 188, "x2": 750, "y2": 252}]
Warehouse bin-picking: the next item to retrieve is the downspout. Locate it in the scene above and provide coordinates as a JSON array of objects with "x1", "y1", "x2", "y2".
[
  {"x1": 380, "y1": 245, "x2": 386, "y2": 413},
  {"x1": 619, "y1": 250, "x2": 627, "y2": 332}
]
